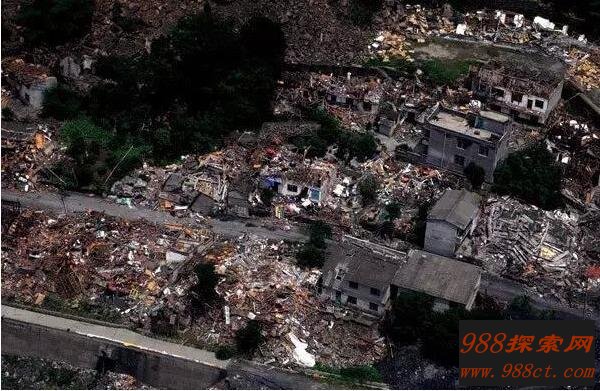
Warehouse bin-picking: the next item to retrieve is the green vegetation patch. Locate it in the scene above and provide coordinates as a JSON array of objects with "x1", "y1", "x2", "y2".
[
  {"x1": 493, "y1": 143, "x2": 564, "y2": 210},
  {"x1": 314, "y1": 363, "x2": 383, "y2": 384}
]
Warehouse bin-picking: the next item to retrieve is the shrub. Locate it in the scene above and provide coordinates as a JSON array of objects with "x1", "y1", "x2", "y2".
[
  {"x1": 235, "y1": 320, "x2": 263, "y2": 354},
  {"x1": 296, "y1": 243, "x2": 325, "y2": 268},
  {"x1": 349, "y1": 0, "x2": 383, "y2": 25},
  {"x1": 384, "y1": 202, "x2": 401, "y2": 220},
  {"x1": 493, "y1": 144, "x2": 563, "y2": 210},
  {"x1": 190, "y1": 263, "x2": 219, "y2": 310},
  {"x1": 315, "y1": 363, "x2": 383, "y2": 383},
  {"x1": 358, "y1": 174, "x2": 379, "y2": 205},
  {"x1": 308, "y1": 220, "x2": 332, "y2": 248},
  {"x1": 215, "y1": 345, "x2": 236, "y2": 360},
  {"x1": 42, "y1": 85, "x2": 82, "y2": 120},
  {"x1": 2, "y1": 107, "x2": 15, "y2": 121},
  {"x1": 464, "y1": 162, "x2": 486, "y2": 190},
  {"x1": 339, "y1": 365, "x2": 383, "y2": 383},
  {"x1": 17, "y1": 0, "x2": 94, "y2": 45}
]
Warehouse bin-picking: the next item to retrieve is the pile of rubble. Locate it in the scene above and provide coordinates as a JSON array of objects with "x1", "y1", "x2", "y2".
[
  {"x1": 109, "y1": 145, "x2": 251, "y2": 216},
  {"x1": 1, "y1": 208, "x2": 213, "y2": 325},
  {"x1": 567, "y1": 48, "x2": 600, "y2": 91},
  {"x1": 370, "y1": 31, "x2": 414, "y2": 62},
  {"x1": 465, "y1": 197, "x2": 593, "y2": 304},
  {"x1": 547, "y1": 114, "x2": 600, "y2": 209},
  {"x1": 1, "y1": 122, "x2": 62, "y2": 193},
  {"x1": 1, "y1": 355, "x2": 151, "y2": 390},
  {"x1": 188, "y1": 234, "x2": 386, "y2": 367},
  {"x1": 213, "y1": 0, "x2": 372, "y2": 65}
]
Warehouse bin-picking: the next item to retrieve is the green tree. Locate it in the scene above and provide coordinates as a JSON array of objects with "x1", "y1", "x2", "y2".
[
  {"x1": 42, "y1": 85, "x2": 82, "y2": 120},
  {"x1": 349, "y1": 0, "x2": 383, "y2": 25},
  {"x1": 464, "y1": 162, "x2": 486, "y2": 190},
  {"x1": 343, "y1": 132, "x2": 378, "y2": 162},
  {"x1": 385, "y1": 202, "x2": 401, "y2": 220},
  {"x1": 384, "y1": 291, "x2": 434, "y2": 345},
  {"x1": 493, "y1": 144, "x2": 563, "y2": 210},
  {"x1": 190, "y1": 263, "x2": 219, "y2": 310},
  {"x1": 308, "y1": 220, "x2": 332, "y2": 248},
  {"x1": 235, "y1": 320, "x2": 264, "y2": 355},
  {"x1": 17, "y1": 0, "x2": 94, "y2": 45},
  {"x1": 358, "y1": 174, "x2": 379, "y2": 205},
  {"x1": 296, "y1": 243, "x2": 326, "y2": 268}
]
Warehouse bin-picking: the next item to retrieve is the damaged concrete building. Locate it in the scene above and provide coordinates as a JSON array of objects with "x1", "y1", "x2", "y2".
[
  {"x1": 425, "y1": 189, "x2": 481, "y2": 257},
  {"x1": 418, "y1": 104, "x2": 513, "y2": 182},
  {"x1": 324, "y1": 74, "x2": 383, "y2": 114},
  {"x1": 376, "y1": 102, "x2": 404, "y2": 136},
  {"x1": 2, "y1": 58, "x2": 58, "y2": 109},
  {"x1": 261, "y1": 161, "x2": 337, "y2": 204},
  {"x1": 320, "y1": 240, "x2": 482, "y2": 317},
  {"x1": 470, "y1": 59, "x2": 566, "y2": 124}
]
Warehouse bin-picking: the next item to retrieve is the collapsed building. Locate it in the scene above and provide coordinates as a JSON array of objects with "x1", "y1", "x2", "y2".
[
  {"x1": 417, "y1": 104, "x2": 514, "y2": 182},
  {"x1": 460, "y1": 197, "x2": 598, "y2": 308},
  {"x1": 324, "y1": 73, "x2": 383, "y2": 115},
  {"x1": 470, "y1": 58, "x2": 566, "y2": 124},
  {"x1": 2, "y1": 58, "x2": 58, "y2": 109},
  {"x1": 260, "y1": 161, "x2": 338, "y2": 205}
]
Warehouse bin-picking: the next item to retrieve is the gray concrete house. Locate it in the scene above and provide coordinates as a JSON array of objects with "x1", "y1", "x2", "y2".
[
  {"x1": 470, "y1": 59, "x2": 566, "y2": 124},
  {"x1": 321, "y1": 240, "x2": 482, "y2": 317},
  {"x1": 418, "y1": 104, "x2": 513, "y2": 182},
  {"x1": 424, "y1": 189, "x2": 481, "y2": 257},
  {"x1": 376, "y1": 102, "x2": 402, "y2": 136},
  {"x1": 320, "y1": 242, "x2": 399, "y2": 317},
  {"x1": 391, "y1": 249, "x2": 482, "y2": 311}
]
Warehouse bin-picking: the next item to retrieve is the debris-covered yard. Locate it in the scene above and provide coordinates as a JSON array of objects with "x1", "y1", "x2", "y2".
[{"x1": 2, "y1": 207, "x2": 385, "y2": 368}]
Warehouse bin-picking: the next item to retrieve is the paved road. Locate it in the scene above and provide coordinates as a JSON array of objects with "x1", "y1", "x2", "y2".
[
  {"x1": 1, "y1": 189, "x2": 307, "y2": 242},
  {"x1": 481, "y1": 273, "x2": 600, "y2": 328}
]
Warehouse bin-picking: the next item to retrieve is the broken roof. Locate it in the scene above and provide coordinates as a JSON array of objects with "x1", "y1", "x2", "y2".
[
  {"x1": 428, "y1": 189, "x2": 481, "y2": 230},
  {"x1": 2, "y1": 58, "x2": 53, "y2": 86},
  {"x1": 479, "y1": 110, "x2": 510, "y2": 123},
  {"x1": 473, "y1": 57, "x2": 566, "y2": 96},
  {"x1": 392, "y1": 249, "x2": 481, "y2": 306},
  {"x1": 424, "y1": 106, "x2": 502, "y2": 143}
]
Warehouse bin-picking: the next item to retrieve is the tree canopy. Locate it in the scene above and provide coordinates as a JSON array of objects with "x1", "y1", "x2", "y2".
[
  {"x1": 17, "y1": 0, "x2": 94, "y2": 45},
  {"x1": 493, "y1": 144, "x2": 563, "y2": 210}
]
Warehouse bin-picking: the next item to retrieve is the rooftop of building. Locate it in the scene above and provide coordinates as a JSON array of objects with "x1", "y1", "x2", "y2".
[
  {"x1": 2, "y1": 58, "x2": 53, "y2": 86},
  {"x1": 428, "y1": 188, "x2": 482, "y2": 230},
  {"x1": 478, "y1": 110, "x2": 511, "y2": 123},
  {"x1": 425, "y1": 107, "x2": 505, "y2": 142},
  {"x1": 392, "y1": 249, "x2": 482, "y2": 306},
  {"x1": 322, "y1": 242, "x2": 403, "y2": 294}
]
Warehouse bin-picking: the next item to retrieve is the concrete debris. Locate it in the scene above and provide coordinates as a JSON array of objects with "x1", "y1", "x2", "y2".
[
  {"x1": 460, "y1": 197, "x2": 597, "y2": 308},
  {"x1": 2, "y1": 208, "x2": 214, "y2": 328},
  {"x1": 185, "y1": 234, "x2": 385, "y2": 367},
  {"x1": 1, "y1": 123, "x2": 62, "y2": 193}
]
